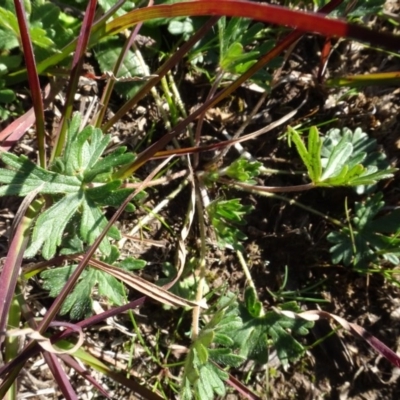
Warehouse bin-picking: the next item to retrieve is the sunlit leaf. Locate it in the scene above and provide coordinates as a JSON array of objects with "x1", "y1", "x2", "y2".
[
  {"x1": 288, "y1": 126, "x2": 314, "y2": 180},
  {"x1": 168, "y1": 18, "x2": 194, "y2": 36},
  {"x1": 290, "y1": 126, "x2": 395, "y2": 188},
  {"x1": 0, "y1": 153, "x2": 81, "y2": 196},
  {"x1": 207, "y1": 198, "x2": 252, "y2": 251},
  {"x1": 320, "y1": 137, "x2": 353, "y2": 180},
  {"x1": 95, "y1": 37, "x2": 146, "y2": 98},
  {"x1": 321, "y1": 127, "x2": 393, "y2": 192},
  {"x1": 307, "y1": 126, "x2": 322, "y2": 182},
  {"x1": 81, "y1": 200, "x2": 113, "y2": 256},
  {"x1": 25, "y1": 191, "x2": 84, "y2": 259},
  {"x1": 181, "y1": 293, "x2": 244, "y2": 398},
  {"x1": 236, "y1": 287, "x2": 312, "y2": 367},
  {"x1": 225, "y1": 158, "x2": 262, "y2": 183}
]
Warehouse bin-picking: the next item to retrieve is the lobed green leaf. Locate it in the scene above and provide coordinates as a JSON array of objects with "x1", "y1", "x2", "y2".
[
  {"x1": 0, "y1": 153, "x2": 81, "y2": 195},
  {"x1": 84, "y1": 180, "x2": 122, "y2": 201},
  {"x1": 208, "y1": 348, "x2": 245, "y2": 367},
  {"x1": 96, "y1": 270, "x2": 125, "y2": 305},
  {"x1": 83, "y1": 147, "x2": 134, "y2": 182},
  {"x1": 320, "y1": 137, "x2": 353, "y2": 181},
  {"x1": 288, "y1": 127, "x2": 314, "y2": 181},
  {"x1": 80, "y1": 200, "x2": 120, "y2": 256},
  {"x1": 25, "y1": 191, "x2": 84, "y2": 259},
  {"x1": 225, "y1": 158, "x2": 262, "y2": 183},
  {"x1": 307, "y1": 126, "x2": 323, "y2": 182},
  {"x1": 328, "y1": 192, "x2": 400, "y2": 267},
  {"x1": 236, "y1": 287, "x2": 312, "y2": 366},
  {"x1": 60, "y1": 270, "x2": 94, "y2": 320}
]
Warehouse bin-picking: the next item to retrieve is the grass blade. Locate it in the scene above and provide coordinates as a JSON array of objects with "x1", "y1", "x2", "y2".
[
  {"x1": 51, "y1": 0, "x2": 98, "y2": 161},
  {"x1": 105, "y1": 1, "x2": 400, "y2": 52},
  {"x1": 13, "y1": 0, "x2": 46, "y2": 167}
]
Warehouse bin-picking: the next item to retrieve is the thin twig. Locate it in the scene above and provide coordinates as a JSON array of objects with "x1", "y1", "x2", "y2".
[{"x1": 191, "y1": 179, "x2": 208, "y2": 340}]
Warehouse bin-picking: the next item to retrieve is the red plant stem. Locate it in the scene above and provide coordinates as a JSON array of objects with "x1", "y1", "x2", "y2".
[
  {"x1": 94, "y1": 0, "x2": 155, "y2": 127},
  {"x1": 13, "y1": 0, "x2": 46, "y2": 168},
  {"x1": 106, "y1": 1, "x2": 399, "y2": 51},
  {"x1": 51, "y1": 0, "x2": 98, "y2": 161},
  {"x1": 0, "y1": 224, "x2": 29, "y2": 345}
]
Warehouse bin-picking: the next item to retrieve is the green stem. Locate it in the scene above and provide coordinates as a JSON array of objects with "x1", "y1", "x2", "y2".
[
  {"x1": 237, "y1": 251, "x2": 264, "y2": 316},
  {"x1": 3, "y1": 295, "x2": 21, "y2": 400}
]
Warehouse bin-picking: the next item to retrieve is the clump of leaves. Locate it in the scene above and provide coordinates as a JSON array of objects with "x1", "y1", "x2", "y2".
[
  {"x1": 321, "y1": 127, "x2": 390, "y2": 193},
  {"x1": 328, "y1": 192, "x2": 400, "y2": 268},
  {"x1": 0, "y1": 113, "x2": 137, "y2": 259},
  {"x1": 95, "y1": 36, "x2": 150, "y2": 99},
  {"x1": 217, "y1": 16, "x2": 282, "y2": 90},
  {"x1": 41, "y1": 246, "x2": 146, "y2": 319},
  {"x1": 157, "y1": 260, "x2": 210, "y2": 310},
  {"x1": 288, "y1": 126, "x2": 396, "y2": 187},
  {"x1": 187, "y1": 16, "x2": 278, "y2": 88},
  {"x1": 181, "y1": 293, "x2": 245, "y2": 400},
  {"x1": 181, "y1": 290, "x2": 313, "y2": 398},
  {"x1": 0, "y1": 0, "x2": 75, "y2": 64},
  {"x1": 235, "y1": 287, "x2": 313, "y2": 367},
  {"x1": 224, "y1": 158, "x2": 262, "y2": 183},
  {"x1": 207, "y1": 198, "x2": 253, "y2": 252}
]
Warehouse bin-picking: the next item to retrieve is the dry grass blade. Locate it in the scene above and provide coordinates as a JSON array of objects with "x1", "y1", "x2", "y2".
[
  {"x1": 276, "y1": 308, "x2": 400, "y2": 368},
  {"x1": 85, "y1": 257, "x2": 208, "y2": 309},
  {"x1": 6, "y1": 321, "x2": 84, "y2": 355},
  {"x1": 165, "y1": 160, "x2": 196, "y2": 290}
]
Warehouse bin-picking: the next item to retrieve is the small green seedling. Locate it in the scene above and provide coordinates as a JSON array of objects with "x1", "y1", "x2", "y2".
[{"x1": 288, "y1": 126, "x2": 396, "y2": 187}]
